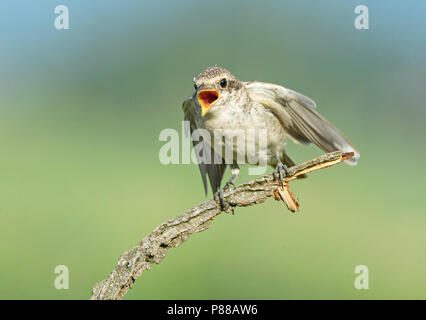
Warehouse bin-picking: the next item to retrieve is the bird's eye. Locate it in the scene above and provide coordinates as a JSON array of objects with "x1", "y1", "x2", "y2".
[
  {"x1": 194, "y1": 83, "x2": 197, "y2": 90},
  {"x1": 219, "y1": 78, "x2": 227, "y2": 88}
]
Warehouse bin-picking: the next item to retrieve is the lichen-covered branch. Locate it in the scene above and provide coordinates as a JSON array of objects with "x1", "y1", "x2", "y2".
[{"x1": 90, "y1": 151, "x2": 352, "y2": 300}]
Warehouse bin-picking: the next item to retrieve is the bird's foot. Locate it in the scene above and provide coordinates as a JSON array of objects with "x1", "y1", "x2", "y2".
[
  {"x1": 223, "y1": 180, "x2": 235, "y2": 192},
  {"x1": 273, "y1": 162, "x2": 289, "y2": 187},
  {"x1": 214, "y1": 182, "x2": 235, "y2": 214}
]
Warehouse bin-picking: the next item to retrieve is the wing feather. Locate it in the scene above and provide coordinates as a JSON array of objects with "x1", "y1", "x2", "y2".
[
  {"x1": 182, "y1": 97, "x2": 227, "y2": 194},
  {"x1": 246, "y1": 82, "x2": 360, "y2": 165}
]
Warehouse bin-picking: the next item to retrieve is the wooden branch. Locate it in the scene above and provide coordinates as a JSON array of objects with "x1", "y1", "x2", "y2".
[{"x1": 90, "y1": 151, "x2": 353, "y2": 300}]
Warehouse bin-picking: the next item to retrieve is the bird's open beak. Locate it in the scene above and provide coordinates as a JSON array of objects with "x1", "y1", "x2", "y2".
[{"x1": 197, "y1": 89, "x2": 220, "y2": 116}]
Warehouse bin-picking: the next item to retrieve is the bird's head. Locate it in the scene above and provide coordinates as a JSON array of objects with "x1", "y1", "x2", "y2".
[{"x1": 193, "y1": 66, "x2": 243, "y2": 116}]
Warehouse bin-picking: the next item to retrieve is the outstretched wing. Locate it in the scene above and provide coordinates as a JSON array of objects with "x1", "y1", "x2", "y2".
[
  {"x1": 182, "y1": 96, "x2": 227, "y2": 194},
  {"x1": 245, "y1": 82, "x2": 360, "y2": 165}
]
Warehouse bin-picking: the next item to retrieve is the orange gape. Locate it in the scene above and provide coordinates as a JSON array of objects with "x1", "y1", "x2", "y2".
[{"x1": 198, "y1": 90, "x2": 219, "y2": 113}]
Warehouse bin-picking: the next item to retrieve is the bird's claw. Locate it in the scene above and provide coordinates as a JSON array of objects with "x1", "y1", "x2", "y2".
[
  {"x1": 273, "y1": 163, "x2": 289, "y2": 187},
  {"x1": 224, "y1": 181, "x2": 235, "y2": 191},
  {"x1": 214, "y1": 189, "x2": 225, "y2": 210},
  {"x1": 214, "y1": 185, "x2": 234, "y2": 214}
]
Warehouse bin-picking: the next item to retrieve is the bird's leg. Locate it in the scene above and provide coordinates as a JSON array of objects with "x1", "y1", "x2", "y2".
[
  {"x1": 215, "y1": 164, "x2": 240, "y2": 213},
  {"x1": 273, "y1": 154, "x2": 289, "y2": 186}
]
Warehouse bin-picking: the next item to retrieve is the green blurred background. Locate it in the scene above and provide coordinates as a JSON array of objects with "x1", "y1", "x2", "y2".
[{"x1": 1, "y1": 0, "x2": 426, "y2": 299}]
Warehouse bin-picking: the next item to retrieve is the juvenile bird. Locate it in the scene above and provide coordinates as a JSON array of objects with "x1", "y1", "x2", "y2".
[{"x1": 182, "y1": 66, "x2": 359, "y2": 206}]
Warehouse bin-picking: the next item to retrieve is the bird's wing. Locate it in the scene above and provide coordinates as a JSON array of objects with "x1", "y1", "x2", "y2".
[
  {"x1": 245, "y1": 81, "x2": 360, "y2": 165},
  {"x1": 182, "y1": 96, "x2": 227, "y2": 194}
]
